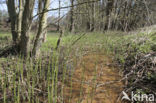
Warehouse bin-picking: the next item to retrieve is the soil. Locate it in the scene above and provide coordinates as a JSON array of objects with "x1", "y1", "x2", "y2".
[{"x1": 63, "y1": 53, "x2": 123, "y2": 103}]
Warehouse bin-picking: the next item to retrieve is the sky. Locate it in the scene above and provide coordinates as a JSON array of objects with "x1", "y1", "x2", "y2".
[{"x1": 0, "y1": 0, "x2": 70, "y2": 17}]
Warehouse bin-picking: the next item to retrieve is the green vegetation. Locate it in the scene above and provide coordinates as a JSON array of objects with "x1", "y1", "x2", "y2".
[
  {"x1": 1, "y1": 0, "x2": 156, "y2": 102},
  {"x1": 0, "y1": 31, "x2": 156, "y2": 102}
]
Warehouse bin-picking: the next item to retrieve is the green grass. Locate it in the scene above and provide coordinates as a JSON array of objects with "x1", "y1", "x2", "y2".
[
  {"x1": 0, "y1": 31, "x2": 155, "y2": 65},
  {"x1": 1, "y1": 30, "x2": 155, "y2": 65},
  {"x1": 0, "y1": 31, "x2": 156, "y2": 103}
]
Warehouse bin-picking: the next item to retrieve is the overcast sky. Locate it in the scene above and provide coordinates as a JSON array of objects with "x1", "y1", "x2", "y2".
[{"x1": 0, "y1": 0, "x2": 70, "y2": 17}]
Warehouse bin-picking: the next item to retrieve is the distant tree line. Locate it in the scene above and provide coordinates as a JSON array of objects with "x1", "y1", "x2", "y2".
[{"x1": 64, "y1": 0, "x2": 156, "y2": 32}]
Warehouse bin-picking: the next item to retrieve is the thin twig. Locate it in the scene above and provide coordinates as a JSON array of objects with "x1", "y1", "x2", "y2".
[
  {"x1": 71, "y1": 33, "x2": 86, "y2": 46},
  {"x1": 33, "y1": 0, "x2": 100, "y2": 18}
]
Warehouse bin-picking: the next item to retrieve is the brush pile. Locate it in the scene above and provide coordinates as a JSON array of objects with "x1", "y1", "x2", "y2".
[
  {"x1": 124, "y1": 51, "x2": 156, "y2": 94},
  {"x1": 114, "y1": 32, "x2": 156, "y2": 97}
]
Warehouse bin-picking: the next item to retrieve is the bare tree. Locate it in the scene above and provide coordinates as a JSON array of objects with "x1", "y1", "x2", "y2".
[
  {"x1": 32, "y1": 0, "x2": 50, "y2": 57},
  {"x1": 89, "y1": 2, "x2": 95, "y2": 31},
  {"x1": 6, "y1": 0, "x2": 18, "y2": 44},
  {"x1": 104, "y1": 0, "x2": 114, "y2": 30},
  {"x1": 57, "y1": 0, "x2": 61, "y2": 31},
  {"x1": 20, "y1": 0, "x2": 35, "y2": 56},
  {"x1": 69, "y1": 0, "x2": 75, "y2": 32},
  {"x1": 17, "y1": 0, "x2": 23, "y2": 38}
]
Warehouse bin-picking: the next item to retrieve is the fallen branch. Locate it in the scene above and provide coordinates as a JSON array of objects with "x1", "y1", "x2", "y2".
[{"x1": 71, "y1": 33, "x2": 86, "y2": 46}]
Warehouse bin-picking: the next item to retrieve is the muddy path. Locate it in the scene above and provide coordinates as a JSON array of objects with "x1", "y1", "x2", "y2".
[{"x1": 63, "y1": 53, "x2": 123, "y2": 103}]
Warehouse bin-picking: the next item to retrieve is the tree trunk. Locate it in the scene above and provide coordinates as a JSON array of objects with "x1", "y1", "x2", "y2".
[
  {"x1": 20, "y1": 0, "x2": 35, "y2": 57},
  {"x1": 90, "y1": 2, "x2": 95, "y2": 31},
  {"x1": 38, "y1": 0, "x2": 43, "y2": 18},
  {"x1": 57, "y1": 0, "x2": 61, "y2": 31},
  {"x1": 38, "y1": 0, "x2": 47, "y2": 42},
  {"x1": 42, "y1": 0, "x2": 48, "y2": 42},
  {"x1": 17, "y1": 0, "x2": 23, "y2": 39},
  {"x1": 104, "y1": 0, "x2": 114, "y2": 30},
  {"x1": 32, "y1": 0, "x2": 50, "y2": 57},
  {"x1": 69, "y1": 0, "x2": 74, "y2": 32},
  {"x1": 6, "y1": 0, "x2": 18, "y2": 44}
]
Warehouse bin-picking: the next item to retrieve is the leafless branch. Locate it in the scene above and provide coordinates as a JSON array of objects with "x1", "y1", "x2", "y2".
[{"x1": 33, "y1": 0, "x2": 100, "y2": 18}]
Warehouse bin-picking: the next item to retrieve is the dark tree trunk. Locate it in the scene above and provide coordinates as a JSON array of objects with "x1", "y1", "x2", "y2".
[
  {"x1": 90, "y1": 2, "x2": 95, "y2": 32},
  {"x1": 69, "y1": 0, "x2": 75, "y2": 32},
  {"x1": 7, "y1": 0, "x2": 18, "y2": 44},
  {"x1": 104, "y1": 0, "x2": 114, "y2": 30},
  {"x1": 20, "y1": 0, "x2": 35, "y2": 57}
]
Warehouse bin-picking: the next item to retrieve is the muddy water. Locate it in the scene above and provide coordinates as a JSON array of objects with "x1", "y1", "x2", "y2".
[{"x1": 63, "y1": 53, "x2": 123, "y2": 103}]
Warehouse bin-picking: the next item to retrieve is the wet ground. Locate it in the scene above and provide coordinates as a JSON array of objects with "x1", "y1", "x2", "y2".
[{"x1": 63, "y1": 53, "x2": 123, "y2": 103}]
